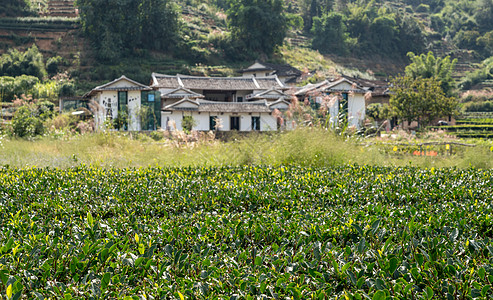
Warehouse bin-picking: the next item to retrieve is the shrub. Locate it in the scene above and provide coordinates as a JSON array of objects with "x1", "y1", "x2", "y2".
[
  {"x1": 10, "y1": 99, "x2": 55, "y2": 138},
  {"x1": 181, "y1": 116, "x2": 196, "y2": 133},
  {"x1": 0, "y1": 44, "x2": 47, "y2": 80},
  {"x1": 462, "y1": 100, "x2": 493, "y2": 112},
  {"x1": 46, "y1": 56, "x2": 65, "y2": 75}
]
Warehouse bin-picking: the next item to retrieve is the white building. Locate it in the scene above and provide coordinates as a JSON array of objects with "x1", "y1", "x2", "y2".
[
  {"x1": 85, "y1": 74, "x2": 291, "y2": 132},
  {"x1": 151, "y1": 73, "x2": 290, "y2": 132},
  {"x1": 294, "y1": 77, "x2": 368, "y2": 128},
  {"x1": 83, "y1": 76, "x2": 160, "y2": 131}
]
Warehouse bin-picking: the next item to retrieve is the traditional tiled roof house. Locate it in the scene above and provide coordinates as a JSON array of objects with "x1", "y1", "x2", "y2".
[
  {"x1": 85, "y1": 73, "x2": 292, "y2": 132},
  {"x1": 84, "y1": 75, "x2": 160, "y2": 131},
  {"x1": 152, "y1": 73, "x2": 291, "y2": 131},
  {"x1": 239, "y1": 62, "x2": 302, "y2": 86},
  {"x1": 294, "y1": 77, "x2": 370, "y2": 128}
]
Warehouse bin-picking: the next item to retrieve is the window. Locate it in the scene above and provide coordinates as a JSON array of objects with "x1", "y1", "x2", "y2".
[
  {"x1": 148, "y1": 93, "x2": 155, "y2": 102},
  {"x1": 209, "y1": 116, "x2": 217, "y2": 131},
  {"x1": 252, "y1": 116, "x2": 260, "y2": 131},
  {"x1": 116, "y1": 91, "x2": 128, "y2": 130},
  {"x1": 230, "y1": 116, "x2": 240, "y2": 130},
  {"x1": 237, "y1": 96, "x2": 243, "y2": 103},
  {"x1": 340, "y1": 93, "x2": 348, "y2": 113}
]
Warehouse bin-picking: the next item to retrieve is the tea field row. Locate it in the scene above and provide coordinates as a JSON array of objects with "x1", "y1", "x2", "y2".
[{"x1": 0, "y1": 166, "x2": 492, "y2": 299}]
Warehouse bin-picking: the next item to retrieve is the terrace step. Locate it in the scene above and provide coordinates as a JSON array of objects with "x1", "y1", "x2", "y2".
[{"x1": 44, "y1": 0, "x2": 78, "y2": 18}]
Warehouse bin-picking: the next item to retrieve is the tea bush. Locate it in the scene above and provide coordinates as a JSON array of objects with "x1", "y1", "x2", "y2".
[{"x1": 1, "y1": 165, "x2": 493, "y2": 299}]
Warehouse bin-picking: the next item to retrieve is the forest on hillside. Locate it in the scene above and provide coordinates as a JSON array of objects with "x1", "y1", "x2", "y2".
[
  {"x1": 2, "y1": 0, "x2": 493, "y2": 92},
  {"x1": 71, "y1": 0, "x2": 493, "y2": 66}
]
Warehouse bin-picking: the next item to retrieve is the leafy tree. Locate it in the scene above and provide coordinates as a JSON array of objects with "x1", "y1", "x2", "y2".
[
  {"x1": 405, "y1": 51, "x2": 457, "y2": 96},
  {"x1": 76, "y1": 0, "x2": 180, "y2": 63},
  {"x1": 475, "y1": 0, "x2": 493, "y2": 33},
  {"x1": 389, "y1": 75, "x2": 458, "y2": 128},
  {"x1": 227, "y1": 0, "x2": 288, "y2": 57},
  {"x1": 0, "y1": 75, "x2": 40, "y2": 102},
  {"x1": 311, "y1": 12, "x2": 348, "y2": 55},
  {"x1": 11, "y1": 100, "x2": 55, "y2": 138},
  {"x1": 369, "y1": 14, "x2": 398, "y2": 54},
  {"x1": 300, "y1": 0, "x2": 333, "y2": 31},
  {"x1": 1, "y1": 0, "x2": 36, "y2": 17},
  {"x1": 46, "y1": 56, "x2": 65, "y2": 76},
  {"x1": 139, "y1": 0, "x2": 180, "y2": 51},
  {"x1": 0, "y1": 45, "x2": 47, "y2": 80}
]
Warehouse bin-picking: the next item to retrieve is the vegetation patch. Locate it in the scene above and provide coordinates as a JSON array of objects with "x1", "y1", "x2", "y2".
[{"x1": 1, "y1": 165, "x2": 493, "y2": 298}]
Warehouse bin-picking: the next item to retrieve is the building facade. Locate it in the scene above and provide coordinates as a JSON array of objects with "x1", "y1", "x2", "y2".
[
  {"x1": 294, "y1": 77, "x2": 368, "y2": 128},
  {"x1": 84, "y1": 76, "x2": 160, "y2": 131},
  {"x1": 151, "y1": 73, "x2": 290, "y2": 132},
  {"x1": 86, "y1": 74, "x2": 291, "y2": 132}
]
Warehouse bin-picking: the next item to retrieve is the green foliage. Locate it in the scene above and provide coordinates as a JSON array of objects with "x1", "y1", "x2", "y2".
[
  {"x1": 405, "y1": 51, "x2": 457, "y2": 96},
  {"x1": 0, "y1": 0, "x2": 37, "y2": 17},
  {"x1": 77, "y1": 0, "x2": 180, "y2": 63},
  {"x1": 0, "y1": 75, "x2": 67, "y2": 102},
  {"x1": 300, "y1": 0, "x2": 334, "y2": 30},
  {"x1": 227, "y1": 0, "x2": 288, "y2": 57},
  {"x1": 2, "y1": 165, "x2": 493, "y2": 298},
  {"x1": 46, "y1": 56, "x2": 65, "y2": 76},
  {"x1": 366, "y1": 103, "x2": 390, "y2": 121},
  {"x1": 389, "y1": 75, "x2": 458, "y2": 127},
  {"x1": 0, "y1": 75, "x2": 39, "y2": 101},
  {"x1": 113, "y1": 110, "x2": 129, "y2": 131},
  {"x1": 462, "y1": 100, "x2": 493, "y2": 112},
  {"x1": 460, "y1": 57, "x2": 493, "y2": 90},
  {"x1": 311, "y1": 12, "x2": 348, "y2": 55},
  {"x1": 0, "y1": 45, "x2": 47, "y2": 80},
  {"x1": 181, "y1": 115, "x2": 196, "y2": 133},
  {"x1": 10, "y1": 100, "x2": 55, "y2": 137},
  {"x1": 307, "y1": 0, "x2": 425, "y2": 58}
]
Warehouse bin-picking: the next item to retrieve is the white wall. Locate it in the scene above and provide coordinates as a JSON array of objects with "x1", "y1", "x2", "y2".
[
  {"x1": 128, "y1": 90, "x2": 141, "y2": 131},
  {"x1": 261, "y1": 114, "x2": 277, "y2": 131},
  {"x1": 348, "y1": 94, "x2": 365, "y2": 128},
  {"x1": 161, "y1": 111, "x2": 278, "y2": 132},
  {"x1": 94, "y1": 90, "x2": 142, "y2": 131},
  {"x1": 235, "y1": 91, "x2": 250, "y2": 102},
  {"x1": 328, "y1": 93, "x2": 366, "y2": 128}
]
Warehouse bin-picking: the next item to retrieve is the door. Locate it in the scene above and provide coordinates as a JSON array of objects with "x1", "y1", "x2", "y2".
[{"x1": 230, "y1": 116, "x2": 240, "y2": 131}]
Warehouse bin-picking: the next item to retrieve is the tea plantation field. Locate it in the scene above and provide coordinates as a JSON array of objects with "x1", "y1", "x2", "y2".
[{"x1": 1, "y1": 166, "x2": 493, "y2": 299}]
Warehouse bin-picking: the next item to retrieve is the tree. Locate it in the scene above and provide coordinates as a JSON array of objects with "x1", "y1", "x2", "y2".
[
  {"x1": 311, "y1": 12, "x2": 348, "y2": 55},
  {"x1": 0, "y1": 75, "x2": 40, "y2": 102},
  {"x1": 11, "y1": 100, "x2": 55, "y2": 138},
  {"x1": 0, "y1": 45, "x2": 47, "y2": 80},
  {"x1": 389, "y1": 75, "x2": 458, "y2": 128},
  {"x1": 227, "y1": 0, "x2": 288, "y2": 57},
  {"x1": 76, "y1": 0, "x2": 180, "y2": 63},
  {"x1": 405, "y1": 51, "x2": 457, "y2": 96}
]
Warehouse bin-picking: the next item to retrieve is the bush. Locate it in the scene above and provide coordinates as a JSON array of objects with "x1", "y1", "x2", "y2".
[
  {"x1": 10, "y1": 100, "x2": 55, "y2": 138},
  {"x1": 0, "y1": 75, "x2": 40, "y2": 101},
  {"x1": 462, "y1": 100, "x2": 493, "y2": 112},
  {"x1": 366, "y1": 103, "x2": 390, "y2": 121},
  {"x1": 46, "y1": 56, "x2": 65, "y2": 76},
  {"x1": 0, "y1": 45, "x2": 47, "y2": 80},
  {"x1": 181, "y1": 116, "x2": 196, "y2": 133},
  {"x1": 11, "y1": 105, "x2": 44, "y2": 137}
]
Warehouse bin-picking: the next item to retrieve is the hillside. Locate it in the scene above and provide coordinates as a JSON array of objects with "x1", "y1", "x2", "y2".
[{"x1": 1, "y1": 0, "x2": 493, "y2": 93}]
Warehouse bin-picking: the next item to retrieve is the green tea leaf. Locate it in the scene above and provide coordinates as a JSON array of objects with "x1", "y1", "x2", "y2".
[{"x1": 372, "y1": 290, "x2": 385, "y2": 300}]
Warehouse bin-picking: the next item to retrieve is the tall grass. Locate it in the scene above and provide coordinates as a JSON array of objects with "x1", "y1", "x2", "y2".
[{"x1": 0, "y1": 128, "x2": 492, "y2": 168}]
